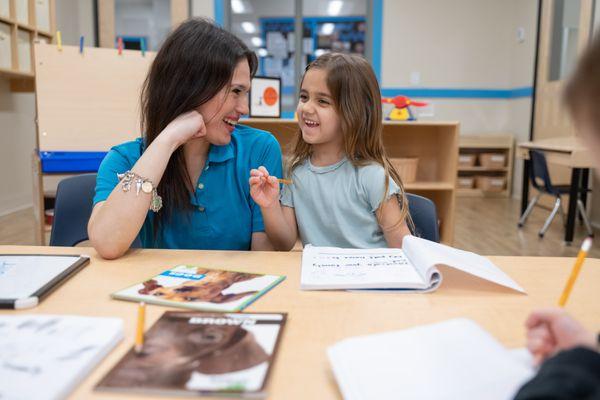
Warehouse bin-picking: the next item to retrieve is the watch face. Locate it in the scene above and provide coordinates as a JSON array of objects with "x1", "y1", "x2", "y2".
[{"x1": 141, "y1": 181, "x2": 153, "y2": 193}]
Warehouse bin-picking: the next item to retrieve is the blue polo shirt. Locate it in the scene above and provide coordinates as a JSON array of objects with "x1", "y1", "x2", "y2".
[{"x1": 93, "y1": 124, "x2": 282, "y2": 250}]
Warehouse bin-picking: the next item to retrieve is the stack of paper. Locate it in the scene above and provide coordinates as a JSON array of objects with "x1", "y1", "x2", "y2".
[
  {"x1": 0, "y1": 315, "x2": 123, "y2": 400},
  {"x1": 328, "y1": 318, "x2": 535, "y2": 400}
]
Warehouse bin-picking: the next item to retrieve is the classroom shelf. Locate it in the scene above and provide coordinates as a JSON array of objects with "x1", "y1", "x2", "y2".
[
  {"x1": 0, "y1": 0, "x2": 54, "y2": 87},
  {"x1": 457, "y1": 188, "x2": 510, "y2": 197},
  {"x1": 243, "y1": 118, "x2": 459, "y2": 244},
  {"x1": 457, "y1": 134, "x2": 514, "y2": 198},
  {"x1": 458, "y1": 166, "x2": 509, "y2": 172}
]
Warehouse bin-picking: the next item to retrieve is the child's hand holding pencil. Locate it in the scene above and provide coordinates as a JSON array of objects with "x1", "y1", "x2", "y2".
[{"x1": 249, "y1": 166, "x2": 290, "y2": 208}]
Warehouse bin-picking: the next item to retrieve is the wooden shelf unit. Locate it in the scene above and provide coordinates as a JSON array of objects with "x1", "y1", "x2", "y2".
[
  {"x1": 243, "y1": 119, "x2": 459, "y2": 244},
  {"x1": 457, "y1": 134, "x2": 514, "y2": 198},
  {"x1": 0, "y1": 0, "x2": 54, "y2": 88}
]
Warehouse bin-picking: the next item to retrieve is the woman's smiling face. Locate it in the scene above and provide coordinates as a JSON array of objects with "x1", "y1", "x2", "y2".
[{"x1": 198, "y1": 59, "x2": 251, "y2": 146}]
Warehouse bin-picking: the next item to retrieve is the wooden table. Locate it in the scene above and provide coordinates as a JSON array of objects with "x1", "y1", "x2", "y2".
[
  {"x1": 2, "y1": 246, "x2": 600, "y2": 400},
  {"x1": 517, "y1": 137, "x2": 594, "y2": 244}
]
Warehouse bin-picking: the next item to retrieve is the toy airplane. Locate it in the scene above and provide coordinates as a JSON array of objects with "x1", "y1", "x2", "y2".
[{"x1": 382, "y1": 96, "x2": 428, "y2": 121}]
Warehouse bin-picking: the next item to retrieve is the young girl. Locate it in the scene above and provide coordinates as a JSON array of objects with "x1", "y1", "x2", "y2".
[{"x1": 249, "y1": 53, "x2": 412, "y2": 250}]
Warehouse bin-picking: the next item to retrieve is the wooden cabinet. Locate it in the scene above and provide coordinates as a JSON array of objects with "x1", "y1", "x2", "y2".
[
  {"x1": 243, "y1": 119, "x2": 459, "y2": 244},
  {"x1": 0, "y1": 0, "x2": 54, "y2": 83},
  {"x1": 457, "y1": 134, "x2": 514, "y2": 197}
]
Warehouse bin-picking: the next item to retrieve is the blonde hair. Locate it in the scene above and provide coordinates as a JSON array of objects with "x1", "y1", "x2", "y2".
[{"x1": 288, "y1": 52, "x2": 413, "y2": 231}]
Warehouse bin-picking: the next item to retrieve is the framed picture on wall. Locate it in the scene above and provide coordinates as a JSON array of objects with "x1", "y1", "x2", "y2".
[{"x1": 249, "y1": 76, "x2": 281, "y2": 118}]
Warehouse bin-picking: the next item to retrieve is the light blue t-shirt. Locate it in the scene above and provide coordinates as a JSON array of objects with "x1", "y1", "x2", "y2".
[
  {"x1": 280, "y1": 157, "x2": 400, "y2": 248},
  {"x1": 93, "y1": 124, "x2": 282, "y2": 250}
]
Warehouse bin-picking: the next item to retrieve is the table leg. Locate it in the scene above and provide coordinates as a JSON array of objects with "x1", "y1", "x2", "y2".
[
  {"x1": 521, "y1": 159, "x2": 531, "y2": 214},
  {"x1": 580, "y1": 168, "x2": 590, "y2": 210},
  {"x1": 565, "y1": 168, "x2": 582, "y2": 244}
]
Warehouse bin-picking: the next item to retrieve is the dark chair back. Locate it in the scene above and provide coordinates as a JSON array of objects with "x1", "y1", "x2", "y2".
[
  {"x1": 50, "y1": 173, "x2": 143, "y2": 248},
  {"x1": 50, "y1": 174, "x2": 98, "y2": 246},
  {"x1": 406, "y1": 193, "x2": 440, "y2": 243},
  {"x1": 529, "y1": 150, "x2": 556, "y2": 195}
]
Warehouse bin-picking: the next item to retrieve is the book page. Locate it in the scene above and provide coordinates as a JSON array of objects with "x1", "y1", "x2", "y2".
[
  {"x1": 328, "y1": 318, "x2": 534, "y2": 400},
  {"x1": 403, "y1": 236, "x2": 526, "y2": 293},
  {"x1": 0, "y1": 315, "x2": 123, "y2": 400},
  {"x1": 300, "y1": 245, "x2": 427, "y2": 290}
]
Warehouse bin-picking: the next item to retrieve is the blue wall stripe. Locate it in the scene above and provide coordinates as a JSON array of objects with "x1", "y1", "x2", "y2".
[
  {"x1": 380, "y1": 87, "x2": 533, "y2": 99},
  {"x1": 214, "y1": 0, "x2": 224, "y2": 26},
  {"x1": 372, "y1": 0, "x2": 383, "y2": 82}
]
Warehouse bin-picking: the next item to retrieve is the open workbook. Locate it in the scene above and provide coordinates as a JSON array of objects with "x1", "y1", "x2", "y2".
[
  {"x1": 328, "y1": 318, "x2": 535, "y2": 400},
  {"x1": 301, "y1": 235, "x2": 525, "y2": 292}
]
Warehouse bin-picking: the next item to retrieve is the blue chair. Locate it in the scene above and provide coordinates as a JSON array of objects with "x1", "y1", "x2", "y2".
[
  {"x1": 518, "y1": 150, "x2": 593, "y2": 237},
  {"x1": 50, "y1": 174, "x2": 142, "y2": 247},
  {"x1": 406, "y1": 193, "x2": 440, "y2": 243}
]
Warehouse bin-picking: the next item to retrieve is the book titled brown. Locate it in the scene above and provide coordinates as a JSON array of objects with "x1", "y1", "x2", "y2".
[{"x1": 96, "y1": 311, "x2": 286, "y2": 398}]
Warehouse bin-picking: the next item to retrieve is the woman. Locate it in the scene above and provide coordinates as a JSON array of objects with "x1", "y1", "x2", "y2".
[{"x1": 88, "y1": 18, "x2": 282, "y2": 259}]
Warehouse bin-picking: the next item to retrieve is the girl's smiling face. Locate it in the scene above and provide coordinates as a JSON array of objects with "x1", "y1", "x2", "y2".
[{"x1": 296, "y1": 68, "x2": 343, "y2": 149}]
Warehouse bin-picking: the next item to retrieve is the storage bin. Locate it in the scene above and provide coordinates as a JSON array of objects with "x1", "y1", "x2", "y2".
[
  {"x1": 0, "y1": 0, "x2": 9, "y2": 18},
  {"x1": 479, "y1": 153, "x2": 506, "y2": 169},
  {"x1": 15, "y1": 0, "x2": 28, "y2": 25},
  {"x1": 457, "y1": 176, "x2": 475, "y2": 189},
  {"x1": 390, "y1": 157, "x2": 419, "y2": 183},
  {"x1": 35, "y1": 0, "x2": 50, "y2": 32},
  {"x1": 39, "y1": 151, "x2": 108, "y2": 173},
  {"x1": 475, "y1": 176, "x2": 506, "y2": 192},
  {"x1": 17, "y1": 29, "x2": 31, "y2": 72},
  {"x1": 0, "y1": 22, "x2": 11, "y2": 70},
  {"x1": 458, "y1": 154, "x2": 476, "y2": 167}
]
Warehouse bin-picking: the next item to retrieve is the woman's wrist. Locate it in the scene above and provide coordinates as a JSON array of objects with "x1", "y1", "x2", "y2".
[{"x1": 152, "y1": 132, "x2": 181, "y2": 153}]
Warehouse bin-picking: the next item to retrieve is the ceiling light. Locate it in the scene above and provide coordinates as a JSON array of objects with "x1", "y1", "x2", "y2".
[
  {"x1": 328, "y1": 0, "x2": 343, "y2": 16},
  {"x1": 231, "y1": 0, "x2": 245, "y2": 14},
  {"x1": 251, "y1": 37, "x2": 263, "y2": 47},
  {"x1": 241, "y1": 22, "x2": 256, "y2": 34},
  {"x1": 257, "y1": 48, "x2": 268, "y2": 57},
  {"x1": 320, "y1": 23, "x2": 335, "y2": 35}
]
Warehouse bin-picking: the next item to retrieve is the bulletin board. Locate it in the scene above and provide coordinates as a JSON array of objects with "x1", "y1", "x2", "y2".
[{"x1": 34, "y1": 43, "x2": 155, "y2": 153}]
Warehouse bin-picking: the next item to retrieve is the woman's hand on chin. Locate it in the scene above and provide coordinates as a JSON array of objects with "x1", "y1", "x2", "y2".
[{"x1": 159, "y1": 110, "x2": 208, "y2": 149}]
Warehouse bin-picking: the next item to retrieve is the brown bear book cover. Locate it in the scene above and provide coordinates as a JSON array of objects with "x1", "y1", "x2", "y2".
[{"x1": 96, "y1": 311, "x2": 286, "y2": 397}]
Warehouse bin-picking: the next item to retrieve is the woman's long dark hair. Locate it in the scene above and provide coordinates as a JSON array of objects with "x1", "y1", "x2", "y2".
[{"x1": 140, "y1": 18, "x2": 257, "y2": 238}]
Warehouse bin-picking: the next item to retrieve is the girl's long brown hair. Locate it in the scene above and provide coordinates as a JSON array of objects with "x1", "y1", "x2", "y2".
[
  {"x1": 288, "y1": 53, "x2": 413, "y2": 231},
  {"x1": 140, "y1": 18, "x2": 257, "y2": 239}
]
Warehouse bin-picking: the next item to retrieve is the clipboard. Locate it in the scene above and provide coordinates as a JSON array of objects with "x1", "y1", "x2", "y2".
[{"x1": 0, "y1": 254, "x2": 90, "y2": 309}]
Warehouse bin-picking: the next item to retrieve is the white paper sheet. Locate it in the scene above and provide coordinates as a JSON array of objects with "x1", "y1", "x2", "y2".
[
  {"x1": 0, "y1": 315, "x2": 123, "y2": 400},
  {"x1": 328, "y1": 318, "x2": 535, "y2": 400}
]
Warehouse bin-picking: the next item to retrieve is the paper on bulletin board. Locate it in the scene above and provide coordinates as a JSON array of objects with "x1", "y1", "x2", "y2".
[{"x1": 250, "y1": 77, "x2": 281, "y2": 118}]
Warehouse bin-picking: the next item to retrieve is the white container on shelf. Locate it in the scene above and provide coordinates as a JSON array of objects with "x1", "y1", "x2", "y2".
[
  {"x1": 17, "y1": 29, "x2": 31, "y2": 72},
  {"x1": 35, "y1": 0, "x2": 50, "y2": 32},
  {"x1": 0, "y1": 22, "x2": 11, "y2": 69},
  {"x1": 16, "y1": 0, "x2": 29, "y2": 25},
  {"x1": 0, "y1": 0, "x2": 10, "y2": 19}
]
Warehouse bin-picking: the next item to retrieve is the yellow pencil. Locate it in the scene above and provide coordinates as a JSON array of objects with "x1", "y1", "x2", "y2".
[
  {"x1": 56, "y1": 31, "x2": 62, "y2": 51},
  {"x1": 135, "y1": 302, "x2": 146, "y2": 354},
  {"x1": 278, "y1": 178, "x2": 293, "y2": 185},
  {"x1": 558, "y1": 237, "x2": 592, "y2": 307}
]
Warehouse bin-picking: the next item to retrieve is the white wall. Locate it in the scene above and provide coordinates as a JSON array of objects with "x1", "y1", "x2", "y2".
[
  {"x1": 381, "y1": 0, "x2": 537, "y2": 196},
  {"x1": 191, "y1": 0, "x2": 215, "y2": 19}
]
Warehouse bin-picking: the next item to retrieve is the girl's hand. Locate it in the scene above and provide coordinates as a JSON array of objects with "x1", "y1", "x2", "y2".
[
  {"x1": 158, "y1": 110, "x2": 207, "y2": 148},
  {"x1": 249, "y1": 166, "x2": 280, "y2": 208},
  {"x1": 525, "y1": 308, "x2": 596, "y2": 365}
]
